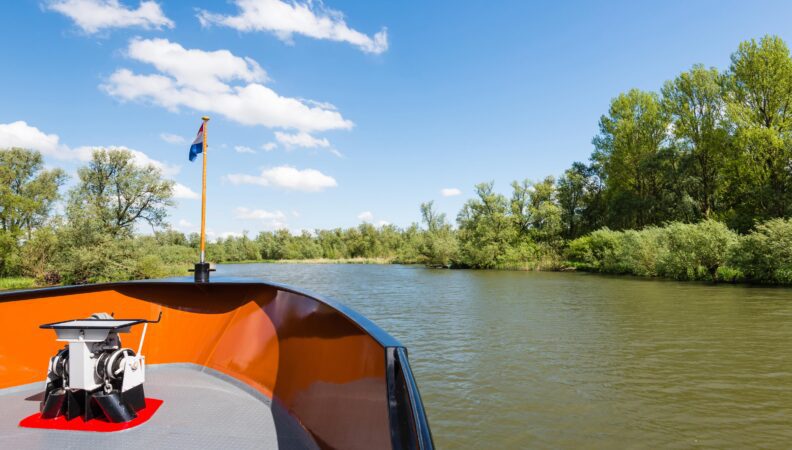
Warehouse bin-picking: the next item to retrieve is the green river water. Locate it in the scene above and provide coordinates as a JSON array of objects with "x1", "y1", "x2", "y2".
[{"x1": 216, "y1": 263, "x2": 792, "y2": 449}]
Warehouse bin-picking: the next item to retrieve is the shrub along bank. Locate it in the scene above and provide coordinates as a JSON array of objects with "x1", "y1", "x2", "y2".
[{"x1": 564, "y1": 219, "x2": 792, "y2": 284}]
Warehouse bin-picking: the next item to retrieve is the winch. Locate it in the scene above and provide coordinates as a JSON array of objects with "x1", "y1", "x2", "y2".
[{"x1": 38, "y1": 312, "x2": 161, "y2": 423}]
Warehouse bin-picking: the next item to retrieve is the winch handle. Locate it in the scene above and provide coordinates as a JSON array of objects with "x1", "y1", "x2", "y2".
[{"x1": 137, "y1": 311, "x2": 162, "y2": 355}]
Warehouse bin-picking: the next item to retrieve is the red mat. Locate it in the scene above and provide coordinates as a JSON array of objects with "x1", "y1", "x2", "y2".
[{"x1": 18, "y1": 398, "x2": 163, "y2": 432}]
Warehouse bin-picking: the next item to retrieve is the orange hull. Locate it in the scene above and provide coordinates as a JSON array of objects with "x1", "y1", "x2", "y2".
[{"x1": 0, "y1": 278, "x2": 433, "y2": 449}]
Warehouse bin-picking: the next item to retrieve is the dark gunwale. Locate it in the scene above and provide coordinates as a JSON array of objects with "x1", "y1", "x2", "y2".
[{"x1": 0, "y1": 276, "x2": 401, "y2": 348}]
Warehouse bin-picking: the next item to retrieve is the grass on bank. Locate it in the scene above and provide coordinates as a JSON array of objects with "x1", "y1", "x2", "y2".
[{"x1": 0, "y1": 277, "x2": 36, "y2": 291}]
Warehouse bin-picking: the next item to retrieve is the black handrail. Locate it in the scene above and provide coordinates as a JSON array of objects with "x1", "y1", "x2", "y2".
[{"x1": 387, "y1": 347, "x2": 434, "y2": 450}]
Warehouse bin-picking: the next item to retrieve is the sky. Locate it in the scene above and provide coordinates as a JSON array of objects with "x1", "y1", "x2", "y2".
[{"x1": 1, "y1": 0, "x2": 792, "y2": 239}]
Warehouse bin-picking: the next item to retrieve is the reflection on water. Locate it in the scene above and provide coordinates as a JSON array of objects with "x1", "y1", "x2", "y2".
[{"x1": 217, "y1": 263, "x2": 792, "y2": 449}]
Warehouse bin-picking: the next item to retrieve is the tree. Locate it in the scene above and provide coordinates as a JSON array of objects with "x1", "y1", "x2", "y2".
[
  {"x1": 557, "y1": 162, "x2": 603, "y2": 238},
  {"x1": 67, "y1": 148, "x2": 174, "y2": 238},
  {"x1": 526, "y1": 176, "x2": 563, "y2": 243},
  {"x1": 0, "y1": 148, "x2": 66, "y2": 238},
  {"x1": 315, "y1": 229, "x2": 348, "y2": 259},
  {"x1": 662, "y1": 65, "x2": 730, "y2": 219},
  {"x1": 457, "y1": 182, "x2": 515, "y2": 268},
  {"x1": 419, "y1": 201, "x2": 458, "y2": 267},
  {"x1": 592, "y1": 89, "x2": 671, "y2": 228},
  {"x1": 723, "y1": 35, "x2": 792, "y2": 230}
]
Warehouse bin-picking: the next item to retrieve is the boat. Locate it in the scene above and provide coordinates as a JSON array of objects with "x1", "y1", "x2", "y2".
[{"x1": 0, "y1": 277, "x2": 434, "y2": 449}]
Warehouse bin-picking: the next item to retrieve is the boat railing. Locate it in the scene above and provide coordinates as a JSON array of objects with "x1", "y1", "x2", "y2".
[{"x1": 387, "y1": 346, "x2": 434, "y2": 450}]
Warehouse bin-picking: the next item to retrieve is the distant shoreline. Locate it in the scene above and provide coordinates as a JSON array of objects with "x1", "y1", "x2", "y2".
[
  {"x1": 222, "y1": 257, "x2": 394, "y2": 265},
  {"x1": 4, "y1": 261, "x2": 792, "y2": 292}
]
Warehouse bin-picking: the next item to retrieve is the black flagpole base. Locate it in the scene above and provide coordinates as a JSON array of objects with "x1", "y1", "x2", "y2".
[{"x1": 190, "y1": 262, "x2": 213, "y2": 283}]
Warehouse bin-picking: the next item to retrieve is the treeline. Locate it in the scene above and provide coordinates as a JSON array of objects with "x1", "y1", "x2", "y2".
[
  {"x1": 5, "y1": 35, "x2": 792, "y2": 286},
  {"x1": 558, "y1": 34, "x2": 792, "y2": 235},
  {"x1": 0, "y1": 147, "x2": 180, "y2": 285},
  {"x1": 0, "y1": 145, "x2": 452, "y2": 284}
]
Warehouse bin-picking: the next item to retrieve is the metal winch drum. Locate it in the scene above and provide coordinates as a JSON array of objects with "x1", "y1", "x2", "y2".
[{"x1": 38, "y1": 312, "x2": 161, "y2": 423}]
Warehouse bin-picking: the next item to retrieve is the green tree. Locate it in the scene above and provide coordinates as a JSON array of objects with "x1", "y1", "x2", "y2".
[
  {"x1": 723, "y1": 35, "x2": 792, "y2": 230},
  {"x1": 592, "y1": 89, "x2": 671, "y2": 228},
  {"x1": 67, "y1": 148, "x2": 174, "y2": 238},
  {"x1": 419, "y1": 201, "x2": 458, "y2": 267},
  {"x1": 557, "y1": 162, "x2": 603, "y2": 238},
  {"x1": 662, "y1": 65, "x2": 730, "y2": 218},
  {"x1": 0, "y1": 148, "x2": 66, "y2": 238},
  {"x1": 315, "y1": 229, "x2": 348, "y2": 259},
  {"x1": 526, "y1": 176, "x2": 563, "y2": 243},
  {"x1": 457, "y1": 182, "x2": 516, "y2": 268}
]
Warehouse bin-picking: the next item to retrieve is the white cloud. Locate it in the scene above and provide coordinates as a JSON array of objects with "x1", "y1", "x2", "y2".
[
  {"x1": 357, "y1": 211, "x2": 374, "y2": 222},
  {"x1": 235, "y1": 207, "x2": 288, "y2": 229},
  {"x1": 218, "y1": 231, "x2": 243, "y2": 240},
  {"x1": 227, "y1": 165, "x2": 337, "y2": 192},
  {"x1": 102, "y1": 38, "x2": 353, "y2": 133},
  {"x1": 0, "y1": 121, "x2": 63, "y2": 154},
  {"x1": 173, "y1": 183, "x2": 199, "y2": 199},
  {"x1": 160, "y1": 132, "x2": 185, "y2": 144},
  {"x1": 71, "y1": 145, "x2": 181, "y2": 177},
  {"x1": 0, "y1": 121, "x2": 180, "y2": 176},
  {"x1": 235, "y1": 207, "x2": 286, "y2": 220},
  {"x1": 441, "y1": 187, "x2": 462, "y2": 197},
  {"x1": 261, "y1": 142, "x2": 277, "y2": 151},
  {"x1": 46, "y1": 0, "x2": 174, "y2": 33},
  {"x1": 125, "y1": 37, "x2": 268, "y2": 92},
  {"x1": 274, "y1": 131, "x2": 329, "y2": 148},
  {"x1": 177, "y1": 219, "x2": 193, "y2": 228},
  {"x1": 274, "y1": 131, "x2": 342, "y2": 157},
  {"x1": 357, "y1": 211, "x2": 389, "y2": 226},
  {"x1": 234, "y1": 145, "x2": 256, "y2": 154},
  {"x1": 197, "y1": 0, "x2": 388, "y2": 54}
]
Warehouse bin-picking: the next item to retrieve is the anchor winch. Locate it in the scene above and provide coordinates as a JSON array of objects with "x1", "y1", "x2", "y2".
[{"x1": 38, "y1": 312, "x2": 161, "y2": 423}]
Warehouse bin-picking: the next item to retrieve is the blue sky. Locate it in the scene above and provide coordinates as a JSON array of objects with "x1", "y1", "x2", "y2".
[{"x1": 1, "y1": 0, "x2": 792, "y2": 238}]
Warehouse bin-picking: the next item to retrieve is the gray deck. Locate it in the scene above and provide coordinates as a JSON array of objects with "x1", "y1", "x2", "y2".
[{"x1": 0, "y1": 364, "x2": 316, "y2": 449}]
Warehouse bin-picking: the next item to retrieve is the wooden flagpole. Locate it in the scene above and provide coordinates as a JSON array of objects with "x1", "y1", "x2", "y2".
[{"x1": 199, "y1": 116, "x2": 209, "y2": 263}]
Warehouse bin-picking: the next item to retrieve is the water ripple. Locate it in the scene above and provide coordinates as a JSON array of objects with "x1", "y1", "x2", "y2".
[{"x1": 217, "y1": 264, "x2": 792, "y2": 449}]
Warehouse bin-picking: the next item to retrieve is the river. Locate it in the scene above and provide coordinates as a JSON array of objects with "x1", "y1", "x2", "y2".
[{"x1": 215, "y1": 263, "x2": 792, "y2": 449}]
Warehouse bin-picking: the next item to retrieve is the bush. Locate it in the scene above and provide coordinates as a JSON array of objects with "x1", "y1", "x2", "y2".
[
  {"x1": 0, "y1": 230, "x2": 20, "y2": 277},
  {"x1": 581, "y1": 227, "x2": 664, "y2": 276},
  {"x1": 730, "y1": 218, "x2": 792, "y2": 284},
  {"x1": 19, "y1": 226, "x2": 60, "y2": 281},
  {"x1": 55, "y1": 236, "x2": 139, "y2": 284},
  {"x1": 564, "y1": 235, "x2": 594, "y2": 268},
  {"x1": 619, "y1": 228, "x2": 665, "y2": 276},
  {"x1": 656, "y1": 220, "x2": 738, "y2": 281},
  {"x1": 134, "y1": 254, "x2": 168, "y2": 279},
  {"x1": 420, "y1": 232, "x2": 459, "y2": 268},
  {"x1": 568, "y1": 221, "x2": 742, "y2": 282}
]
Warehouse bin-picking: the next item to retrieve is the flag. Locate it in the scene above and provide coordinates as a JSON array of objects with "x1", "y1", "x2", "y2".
[{"x1": 189, "y1": 123, "x2": 204, "y2": 162}]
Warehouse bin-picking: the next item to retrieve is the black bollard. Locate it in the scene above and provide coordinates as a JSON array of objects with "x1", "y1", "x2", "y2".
[{"x1": 191, "y1": 262, "x2": 213, "y2": 283}]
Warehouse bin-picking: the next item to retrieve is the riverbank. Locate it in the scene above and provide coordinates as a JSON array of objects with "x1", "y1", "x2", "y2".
[
  {"x1": 0, "y1": 258, "x2": 396, "y2": 291},
  {"x1": 5, "y1": 218, "x2": 792, "y2": 290}
]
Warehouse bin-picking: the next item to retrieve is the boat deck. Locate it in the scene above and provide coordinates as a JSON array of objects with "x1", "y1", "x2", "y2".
[{"x1": 0, "y1": 364, "x2": 316, "y2": 449}]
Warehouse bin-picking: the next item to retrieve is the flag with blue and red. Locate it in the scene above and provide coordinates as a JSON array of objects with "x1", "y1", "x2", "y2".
[{"x1": 188, "y1": 123, "x2": 204, "y2": 162}]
